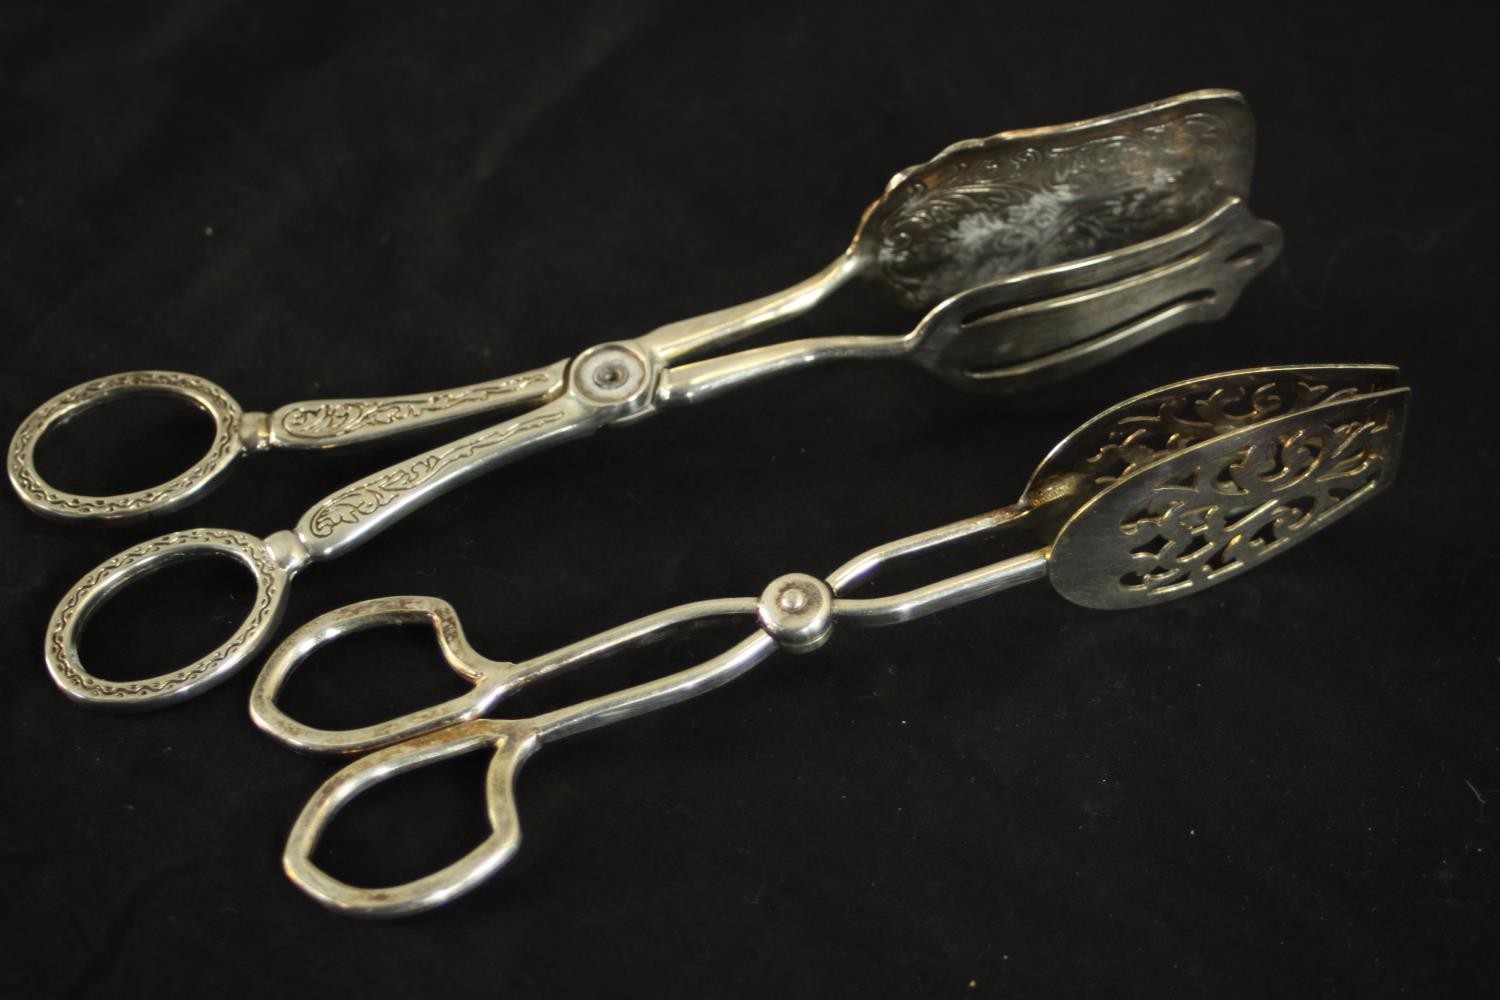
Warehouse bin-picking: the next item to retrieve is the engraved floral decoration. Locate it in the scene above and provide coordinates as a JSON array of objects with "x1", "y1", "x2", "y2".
[
  {"x1": 276, "y1": 370, "x2": 555, "y2": 443},
  {"x1": 9, "y1": 371, "x2": 241, "y2": 518},
  {"x1": 47, "y1": 528, "x2": 281, "y2": 701},
  {"x1": 303, "y1": 411, "x2": 565, "y2": 538},
  {"x1": 875, "y1": 109, "x2": 1248, "y2": 310}
]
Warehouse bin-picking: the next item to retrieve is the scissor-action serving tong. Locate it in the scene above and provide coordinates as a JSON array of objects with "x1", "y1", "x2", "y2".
[
  {"x1": 252, "y1": 364, "x2": 1409, "y2": 916},
  {"x1": 16, "y1": 90, "x2": 1282, "y2": 710}
]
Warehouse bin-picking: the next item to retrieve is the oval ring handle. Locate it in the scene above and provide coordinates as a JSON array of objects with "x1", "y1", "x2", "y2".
[
  {"x1": 8, "y1": 371, "x2": 249, "y2": 523},
  {"x1": 45, "y1": 527, "x2": 297, "y2": 709},
  {"x1": 283, "y1": 718, "x2": 537, "y2": 918}
]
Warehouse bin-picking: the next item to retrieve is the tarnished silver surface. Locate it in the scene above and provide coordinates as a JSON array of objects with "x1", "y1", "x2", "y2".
[
  {"x1": 857, "y1": 88, "x2": 1254, "y2": 310},
  {"x1": 252, "y1": 364, "x2": 1408, "y2": 917},
  {"x1": 30, "y1": 90, "x2": 1282, "y2": 711},
  {"x1": 11, "y1": 89, "x2": 1266, "y2": 526}
]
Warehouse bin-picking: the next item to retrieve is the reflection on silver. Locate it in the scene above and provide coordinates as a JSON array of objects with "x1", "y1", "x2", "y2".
[
  {"x1": 27, "y1": 90, "x2": 1282, "y2": 712},
  {"x1": 251, "y1": 365, "x2": 1407, "y2": 917}
]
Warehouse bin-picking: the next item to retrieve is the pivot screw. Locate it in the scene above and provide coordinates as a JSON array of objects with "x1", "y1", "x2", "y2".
[
  {"x1": 777, "y1": 587, "x2": 809, "y2": 613},
  {"x1": 758, "y1": 573, "x2": 833, "y2": 653},
  {"x1": 593, "y1": 363, "x2": 626, "y2": 389},
  {"x1": 575, "y1": 344, "x2": 648, "y2": 405}
]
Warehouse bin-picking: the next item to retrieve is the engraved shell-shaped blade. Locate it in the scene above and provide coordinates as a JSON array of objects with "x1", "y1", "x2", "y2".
[
  {"x1": 852, "y1": 89, "x2": 1256, "y2": 312},
  {"x1": 1044, "y1": 379, "x2": 1408, "y2": 610}
]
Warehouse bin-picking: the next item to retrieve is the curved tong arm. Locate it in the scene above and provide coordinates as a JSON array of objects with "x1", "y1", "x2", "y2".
[
  {"x1": 261, "y1": 503, "x2": 1050, "y2": 916},
  {"x1": 8, "y1": 252, "x2": 856, "y2": 526},
  {"x1": 635, "y1": 255, "x2": 863, "y2": 365},
  {"x1": 250, "y1": 595, "x2": 764, "y2": 755},
  {"x1": 650, "y1": 199, "x2": 1283, "y2": 406}
]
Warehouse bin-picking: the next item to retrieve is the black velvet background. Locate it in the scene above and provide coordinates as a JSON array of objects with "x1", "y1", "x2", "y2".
[{"x1": 2, "y1": 2, "x2": 1497, "y2": 996}]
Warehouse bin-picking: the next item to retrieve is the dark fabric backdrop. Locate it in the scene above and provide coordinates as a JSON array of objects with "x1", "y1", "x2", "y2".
[{"x1": 2, "y1": 2, "x2": 1496, "y2": 996}]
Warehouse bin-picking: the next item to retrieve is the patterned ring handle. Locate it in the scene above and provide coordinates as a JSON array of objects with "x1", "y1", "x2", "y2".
[
  {"x1": 283, "y1": 718, "x2": 538, "y2": 918},
  {"x1": 251, "y1": 596, "x2": 511, "y2": 755},
  {"x1": 8, "y1": 371, "x2": 250, "y2": 523},
  {"x1": 45, "y1": 528, "x2": 302, "y2": 710}
]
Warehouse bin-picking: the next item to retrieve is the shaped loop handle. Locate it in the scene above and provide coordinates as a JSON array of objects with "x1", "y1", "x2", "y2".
[
  {"x1": 45, "y1": 528, "x2": 300, "y2": 710},
  {"x1": 251, "y1": 596, "x2": 511, "y2": 755},
  {"x1": 9, "y1": 371, "x2": 248, "y2": 523},
  {"x1": 283, "y1": 718, "x2": 538, "y2": 918}
]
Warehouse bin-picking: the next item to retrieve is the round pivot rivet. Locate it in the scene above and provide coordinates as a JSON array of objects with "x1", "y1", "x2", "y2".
[
  {"x1": 758, "y1": 573, "x2": 834, "y2": 653},
  {"x1": 575, "y1": 344, "x2": 648, "y2": 405}
]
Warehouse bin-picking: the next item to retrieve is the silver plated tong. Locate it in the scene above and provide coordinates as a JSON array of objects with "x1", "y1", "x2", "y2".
[
  {"x1": 252, "y1": 364, "x2": 1408, "y2": 916},
  {"x1": 17, "y1": 90, "x2": 1281, "y2": 710}
]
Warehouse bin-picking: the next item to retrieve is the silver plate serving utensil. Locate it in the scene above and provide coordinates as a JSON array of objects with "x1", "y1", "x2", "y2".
[
  {"x1": 32, "y1": 90, "x2": 1281, "y2": 710},
  {"x1": 251, "y1": 364, "x2": 1408, "y2": 916}
]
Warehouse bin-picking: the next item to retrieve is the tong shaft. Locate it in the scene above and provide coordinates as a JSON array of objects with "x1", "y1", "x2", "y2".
[{"x1": 260, "y1": 503, "x2": 1049, "y2": 915}]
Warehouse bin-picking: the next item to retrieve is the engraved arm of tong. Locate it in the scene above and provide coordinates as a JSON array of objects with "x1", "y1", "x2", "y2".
[
  {"x1": 250, "y1": 504, "x2": 1049, "y2": 917},
  {"x1": 30, "y1": 252, "x2": 869, "y2": 708},
  {"x1": 6, "y1": 260, "x2": 844, "y2": 526},
  {"x1": 12, "y1": 87, "x2": 1269, "y2": 525},
  {"x1": 41, "y1": 199, "x2": 1279, "y2": 711}
]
